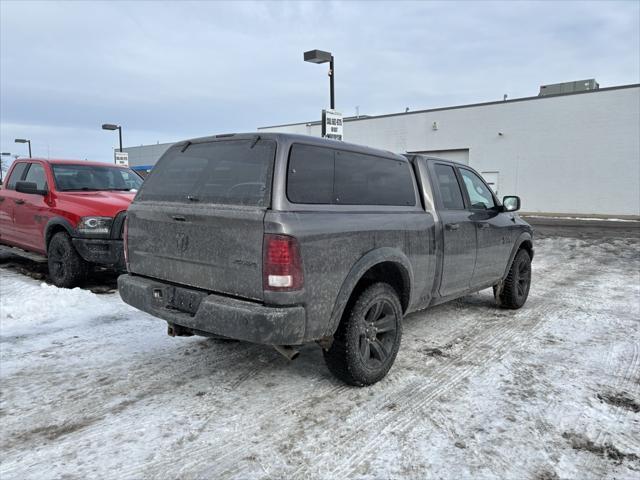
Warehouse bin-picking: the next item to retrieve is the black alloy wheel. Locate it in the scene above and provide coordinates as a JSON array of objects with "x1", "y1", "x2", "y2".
[
  {"x1": 47, "y1": 232, "x2": 88, "y2": 288},
  {"x1": 496, "y1": 249, "x2": 531, "y2": 309},
  {"x1": 323, "y1": 282, "x2": 403, "y2": 386},
  {"x1": 358, "y1": 298, "x2": 398, "y2": 369}
]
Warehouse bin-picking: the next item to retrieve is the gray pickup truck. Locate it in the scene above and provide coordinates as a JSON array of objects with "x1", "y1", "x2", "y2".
[{"x1": 118, "y1": 133, "x2": 533, "y2": 386}]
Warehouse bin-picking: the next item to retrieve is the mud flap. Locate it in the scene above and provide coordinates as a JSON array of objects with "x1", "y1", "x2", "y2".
[{"x1": 493, "y1": 283, "x2": 504, "y2": 306}]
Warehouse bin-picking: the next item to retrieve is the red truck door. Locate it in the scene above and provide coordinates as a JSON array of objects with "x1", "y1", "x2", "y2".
[
  {"x1": 12, "y1": 162, "x2": 51, "y2": 254},
  {"x1": 0, "y1": 162, "x2": 30, "y2": 246}
]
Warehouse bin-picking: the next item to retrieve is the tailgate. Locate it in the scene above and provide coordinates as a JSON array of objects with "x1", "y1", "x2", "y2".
[{"x1": 127, "y1": 202, "x2": 265, "y2": 300}]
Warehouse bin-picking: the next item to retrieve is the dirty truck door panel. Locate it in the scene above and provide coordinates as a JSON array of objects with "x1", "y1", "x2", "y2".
[
  {"x1": 430, "y1": 163, "x2": 477, "y2": 297},
  {"x1": 458, "y1": 167, "x2": 512, "y2": 284},
  {"x1": 12, "y1": 162, "x2": 50, "y2": 253},
  {"x1": 0, "y1": 162, "x2": 30, "y2": 245},
  {"x1": 0, "y1": 190, "x2": 15, "y2": 244}
]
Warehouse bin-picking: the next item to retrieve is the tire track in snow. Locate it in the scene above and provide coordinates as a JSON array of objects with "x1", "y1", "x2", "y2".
[
  {"x1": 534, "y1": 246, "x2": 640, "y2": 479},
  {"x1": 575, "y1": 341, "x2": 640, "y2": 478},
  {"x1": 138, "y1": 241, "x2": 573, "y2": 479},
  {"x1": 329, "y1": 302, "x2": 552, "y2": 479},
  {"x1": 100, "y1": 358, "x2": 353, "y2": 479},
  {"x1": 202, "y1": 296, "x2": 554, "y2": 479},
  {"x1": 4, "y1": 237, "x2": 637, "y2": 479},
  {"x1": 325, "y1": 248, "x2": 592, "y2": 479},
  {"x1": 0, "y1": 341, "x2": 278, "y2": 458}
]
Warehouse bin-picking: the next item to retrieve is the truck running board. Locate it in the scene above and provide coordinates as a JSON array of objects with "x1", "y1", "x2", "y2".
[{"x1": 0, "y1": 244, "x2": 47, "y2": 263}]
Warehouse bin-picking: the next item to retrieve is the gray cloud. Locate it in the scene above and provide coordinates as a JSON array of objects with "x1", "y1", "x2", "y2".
[{"x1": 1, "y1": 0, "x2": 638, "y2": 162}]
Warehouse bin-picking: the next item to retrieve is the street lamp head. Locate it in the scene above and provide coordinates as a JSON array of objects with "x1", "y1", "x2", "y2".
[
  {"x1": 304, "y1": 49, "x2": 332, "y2": 64},
  {"x1": 1, "y1": 152, "x2": 11, "y2": 156},
  {"x1": 102, "y1": 123, "x2": 119, "y2": 131},
  {"x1": 14, "y1": 138, "x2": 28, "y2": 143}
]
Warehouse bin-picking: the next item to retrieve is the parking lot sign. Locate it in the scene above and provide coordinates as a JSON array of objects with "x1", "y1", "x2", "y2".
[
  {"x1": 115, "y1": 151, "x2": 129, "y2": 166},
  {"x1": 322, "y1": 109, "x2": 343, "y2": 141}
]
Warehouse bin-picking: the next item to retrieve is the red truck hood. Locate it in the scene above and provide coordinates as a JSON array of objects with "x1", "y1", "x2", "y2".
[{"x1": 55, "y1": 191, "x2": 136, "y2": 217}]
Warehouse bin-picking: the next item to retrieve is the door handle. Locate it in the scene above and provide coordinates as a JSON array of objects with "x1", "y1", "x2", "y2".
[
  {"x1": 14, "y1": 199, "x2": 25, "y2": 205},
  {"x1": 445, "y1": 223, "x2": 459, "y2": 231},
  {"x1": 477, "y1": 223, "x2": 489, "y2": 229}
]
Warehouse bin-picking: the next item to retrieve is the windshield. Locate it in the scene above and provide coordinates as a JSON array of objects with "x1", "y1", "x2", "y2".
[
  {"x1": 52, "y1": 164, "x2": 143, "y2": 191},
  {"x1": 136, "y1": 138, "x2": 276, "y2": 206}
]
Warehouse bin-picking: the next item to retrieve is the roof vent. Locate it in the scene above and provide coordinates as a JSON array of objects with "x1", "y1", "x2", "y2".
[{"x1": 539, "y1": 79, "x2": 599, "y2": 96}]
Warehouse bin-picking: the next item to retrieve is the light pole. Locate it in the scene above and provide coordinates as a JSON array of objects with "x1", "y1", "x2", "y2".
[
  {"x1": 102, "y1": 123, "x2": 123, "y2": 152},
  {"x1": 14, "y1": 138, "x2": 32, "y2": 158},
  {"x1": 304, "y1": 49, "x2": 335, "y2": 109}
]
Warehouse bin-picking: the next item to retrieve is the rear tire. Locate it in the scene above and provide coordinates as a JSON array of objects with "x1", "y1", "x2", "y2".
[
  {"x1": 496, "y1": 249, "x2": 531, "y2": 309},
  {"x1": 323, "y1": 283, "x2": 403, "y2": 386},
  {"x1": 47, "y1": 232, "x2": 88, "y2": 288}
]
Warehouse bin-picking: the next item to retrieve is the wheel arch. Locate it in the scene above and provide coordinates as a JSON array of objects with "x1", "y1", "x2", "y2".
[
  {"x1": 326, "y1": 248, "x2": 413, "y2": 337},
  {"x1": 501, "y1": 232, "x2": 534, "y2": 282},
  {"x1": 44, "y1": 217, "x2": 75, "y2": 252}
]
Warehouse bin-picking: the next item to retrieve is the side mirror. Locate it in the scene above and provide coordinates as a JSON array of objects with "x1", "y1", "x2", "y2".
[
  {"x1": 15, "y1": 181, "x2": 47, "y2": 196},
  {"x1": 502, "y1": 195, "x2": 520, "y2": 212}
]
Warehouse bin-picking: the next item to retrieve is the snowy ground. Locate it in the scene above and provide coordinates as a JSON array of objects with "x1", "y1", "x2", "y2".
[{"x1": 1, "y1": 233, "x2": 639, "y2": 480}]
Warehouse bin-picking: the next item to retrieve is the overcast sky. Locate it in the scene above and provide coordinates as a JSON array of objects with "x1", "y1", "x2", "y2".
[{"x1": 1, "y1": 0, "x2": 638, "y2": 163}]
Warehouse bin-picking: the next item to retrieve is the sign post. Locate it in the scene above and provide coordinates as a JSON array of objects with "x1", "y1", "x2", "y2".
[
  {"x1": 114, "y1": 151, "x2": 129, "y2": 166},
  {"x1": 321, "y1": 109, "x2": 343, "y2": 141}
]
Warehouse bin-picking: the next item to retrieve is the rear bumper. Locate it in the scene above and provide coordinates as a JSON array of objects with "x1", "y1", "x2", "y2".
[
  {"x1": 73, "y1": 238, "x2": 125, "y2": 269},
  {"x1": 117, "y1": 274, "x2": 306, "y2": 345}
]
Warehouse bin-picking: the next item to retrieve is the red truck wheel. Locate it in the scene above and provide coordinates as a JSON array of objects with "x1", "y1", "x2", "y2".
[{"x1": 47, "y1": 232, "x2": 88, "y2": 288}]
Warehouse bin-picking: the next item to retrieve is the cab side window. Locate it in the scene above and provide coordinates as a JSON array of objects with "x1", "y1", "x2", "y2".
[
  {"x1": 23, "y1": 163, "x2": 48, "y2": 191},
  {"x1": 5, "y1": 163, "x2": 29, "y2": 190},
  {"x1": 460, "y1": 168, "x2": 495, "y2": 209},
  {"x1": 287, "y1": 144, "x2": 416, "y2": 206},
  {"x1": 433, "y1": 164, "x2": 465, "y2": 210},
  {"x1": 287, "y1": 144, "x2": 334, "y2": 204}
]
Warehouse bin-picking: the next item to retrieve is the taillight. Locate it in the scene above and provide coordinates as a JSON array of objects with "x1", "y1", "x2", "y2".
[
  {"x1": 123, "y1": 217, "x2": 130, "y2": 271},
  {"x1": 263, "y1": 234, "x2": 303, "y2": 291}
]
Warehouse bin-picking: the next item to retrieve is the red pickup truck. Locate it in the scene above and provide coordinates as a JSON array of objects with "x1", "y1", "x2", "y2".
[{"x1": 0, "y1": 158, "x2": 142, "y2": 287}]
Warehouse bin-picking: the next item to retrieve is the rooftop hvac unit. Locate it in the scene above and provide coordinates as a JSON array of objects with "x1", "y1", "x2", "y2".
[{"x1": 538, "y1": 79, "x2": 599, "y2": 96}]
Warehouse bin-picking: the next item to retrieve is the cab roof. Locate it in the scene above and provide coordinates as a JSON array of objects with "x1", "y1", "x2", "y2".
[
  {"x1": 14, "y1": 158, "x2": 130, "y2": 168},
  {"x1": 173, "y1": 132, "x2": 407, "y2": 162}
]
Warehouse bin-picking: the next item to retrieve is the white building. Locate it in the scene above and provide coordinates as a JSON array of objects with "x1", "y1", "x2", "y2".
[{"x1": 259, "y1": 83, "x2": 640, "y2": 218}]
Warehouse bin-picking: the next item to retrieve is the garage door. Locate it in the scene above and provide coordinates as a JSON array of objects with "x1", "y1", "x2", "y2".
[{"x1": 410, "y1": 149, "x2": 469, "y2": 165}]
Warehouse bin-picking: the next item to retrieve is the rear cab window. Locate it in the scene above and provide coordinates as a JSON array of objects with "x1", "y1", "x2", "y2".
[
  {"x1": 137, "y1": 138, "x2": 276, "y2": 207},
  {"x1": 287, "y1": 144, "x2": 416, "y2": 206}
]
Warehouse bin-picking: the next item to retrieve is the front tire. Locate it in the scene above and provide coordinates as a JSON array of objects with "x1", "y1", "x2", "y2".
[
  {"x1": 47, "y1": 232, "x2": 88, "y2": 288},
  {"x1": 496, "y1": 249, "x2": 531, "y2": 309},
  {"x1": 323, "y1": 283, "x2": 403, "y2": 386}
]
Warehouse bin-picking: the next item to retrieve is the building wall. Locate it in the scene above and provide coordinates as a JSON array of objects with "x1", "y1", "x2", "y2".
[
  {"x1": 260, "y1": 86, "x2": 640, "y2": 217},
  {"x1": 122, "y1": 142, "x2": 173, "y2": 168}
]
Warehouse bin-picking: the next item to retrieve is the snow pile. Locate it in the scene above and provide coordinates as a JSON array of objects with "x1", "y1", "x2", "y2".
[
  {"x1": 523, "y1": 215, "x2": 640, "y2": 222},
  {"x1": 1, "y1": 276, "x2": 114, "y2": 336}
]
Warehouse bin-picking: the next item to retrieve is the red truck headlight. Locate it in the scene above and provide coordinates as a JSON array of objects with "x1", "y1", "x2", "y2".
[{"x1": 77, "y1": 216, "x2": 113, "y2": 236}]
